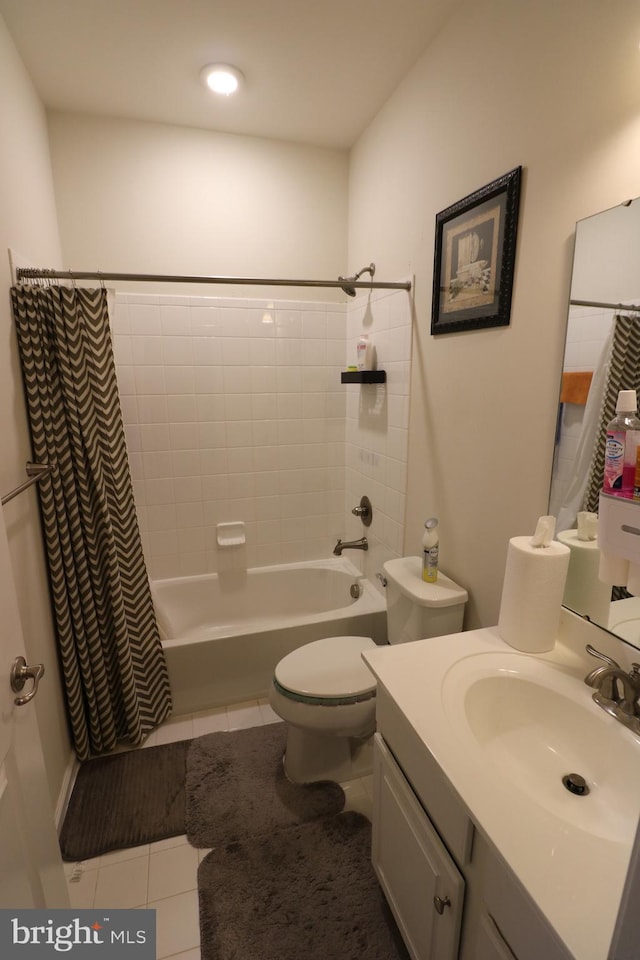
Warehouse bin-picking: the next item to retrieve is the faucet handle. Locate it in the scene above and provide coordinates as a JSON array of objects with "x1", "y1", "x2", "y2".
[
  {"x1": 351, "y1": 496, "x2": 372, "y2": 526},
  {"x1": 586, "y1": 644, "x2": 621, "y2": 670}
]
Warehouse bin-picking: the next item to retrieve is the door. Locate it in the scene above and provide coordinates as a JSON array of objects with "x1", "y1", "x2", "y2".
[{"x1": 0, "y1": 503, "x2": 68, "y2": 908}]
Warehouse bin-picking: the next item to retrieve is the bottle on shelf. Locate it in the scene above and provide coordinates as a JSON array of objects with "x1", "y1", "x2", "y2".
[
  {"x1": 603, "y1": 389, "x2": 640, "y2": 499},
  {"x1": 356, "y1": 335, "x2": 375, "y2": 371}
]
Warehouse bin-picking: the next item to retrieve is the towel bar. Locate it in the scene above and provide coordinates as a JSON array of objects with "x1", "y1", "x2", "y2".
[{"x1": 1, "y1": 462, "x2": 53, "y2": 506}]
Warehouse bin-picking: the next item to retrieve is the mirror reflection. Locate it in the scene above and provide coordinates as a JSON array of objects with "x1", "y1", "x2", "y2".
[{"x1": 550, "y1": 198, "x2": 640, "y2": 647}]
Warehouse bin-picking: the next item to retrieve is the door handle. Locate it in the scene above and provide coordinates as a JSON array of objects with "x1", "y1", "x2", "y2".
[
  {"x1": 433, "y1": 895, "x2": 451, "y2": 915},
  {"x1": 10, "y1": 656, "x2": 45, "y2": 706}
]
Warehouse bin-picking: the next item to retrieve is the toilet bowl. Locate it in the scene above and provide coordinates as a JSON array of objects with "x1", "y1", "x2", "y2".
[
  {"x1": 269, "y1": 635, "x2": 377, "y2": 783},
  {"x1": 269, "y1": 557, "x2": 468, "y2": 783}
]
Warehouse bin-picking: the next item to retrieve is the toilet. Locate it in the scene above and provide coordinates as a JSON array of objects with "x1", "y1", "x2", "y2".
[{"x1": 269, "y1": 556, "x2": 468, "y2": 783}]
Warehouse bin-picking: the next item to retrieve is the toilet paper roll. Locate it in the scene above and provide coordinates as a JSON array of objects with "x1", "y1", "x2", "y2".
[
  {"x1": 557, "y1": 529, "x2": 612, "y2": 626},
  {"x1": 598, "y1": 550, "x2": 630, "y2": 587},
  {"x1": 497, "y1": 536, "x2": 570, "y2": 653}
]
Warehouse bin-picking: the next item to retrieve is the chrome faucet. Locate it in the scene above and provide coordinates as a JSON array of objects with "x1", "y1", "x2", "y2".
[
  {"x1": 333, "y1": 536, "x2": 368, "y2": 555},
  {"x1": 584, "y1": 644, "x2": 640, "y2": 733}
]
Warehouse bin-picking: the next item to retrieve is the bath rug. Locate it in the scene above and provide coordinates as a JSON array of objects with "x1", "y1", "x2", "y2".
[
  {"x1": 59, "y1": 739, "x2": 191, "y2": 861},
  {"x1": 185, "y1": 722, "x2": 345, "y2": 847},
  {"x1": 198, "y1": 812, "x2": 409, "y2": 960}
]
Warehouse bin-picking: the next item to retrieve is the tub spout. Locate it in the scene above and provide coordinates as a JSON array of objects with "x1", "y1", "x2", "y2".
[{"x1": 333, "y1": 536, "x2": 368, "y2": 555}]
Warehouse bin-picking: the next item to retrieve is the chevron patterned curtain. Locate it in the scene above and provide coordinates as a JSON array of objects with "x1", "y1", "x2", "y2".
[
  {"x1": 11, "y1": 285, "x2": 172, "y2": 760},
  {"x1": 583, "y1": 313, "x2": 640, "y2": 515}
]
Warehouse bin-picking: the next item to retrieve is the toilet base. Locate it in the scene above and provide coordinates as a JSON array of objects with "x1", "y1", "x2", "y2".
[{"x1": 283, "y1": 725, "x2": 373, "y2": 784}]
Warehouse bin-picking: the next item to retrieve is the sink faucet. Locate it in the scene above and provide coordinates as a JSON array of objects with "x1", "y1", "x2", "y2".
[
  {"x1": 333, "y1": 536, "x2": 368, "y2": 555},
  {"x1": 584, "y1": 644, "x2": 640, "y2": 731}
]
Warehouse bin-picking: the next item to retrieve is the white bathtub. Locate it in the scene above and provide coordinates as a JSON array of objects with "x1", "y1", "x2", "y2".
[{"x1": 151, "y1": 557, "x2": 387, "y2": 715}]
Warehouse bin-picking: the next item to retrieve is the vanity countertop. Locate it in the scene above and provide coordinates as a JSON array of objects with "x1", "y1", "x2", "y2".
[{"x1": 363, "y1": 616, "x2": 640, "y2": 960}]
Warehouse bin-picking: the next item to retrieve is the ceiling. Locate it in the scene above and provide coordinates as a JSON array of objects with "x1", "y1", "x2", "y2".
[{"x1": 0, "y1": 0, "x2": 459, "y2": 150}]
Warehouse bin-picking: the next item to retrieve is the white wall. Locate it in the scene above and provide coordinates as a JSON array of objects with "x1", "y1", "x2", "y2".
[
  {"x1": 0, "y1": 15, "x2": 72, "y2": 807},
  {"x1": 47, "y1": 112, "x2": 349, "y2": 299},
  {"x1": 348, "y1": 0, "x2": 640, "y2": 628}
]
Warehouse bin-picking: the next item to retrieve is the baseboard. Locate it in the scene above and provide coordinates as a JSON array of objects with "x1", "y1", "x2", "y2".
[{"x1": 54, "y1": 749, "x2": 79, "y2": 834}]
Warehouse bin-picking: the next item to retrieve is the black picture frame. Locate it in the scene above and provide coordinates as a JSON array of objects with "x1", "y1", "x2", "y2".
[{"x1": 431, "y1": 166, "x2": 522, "y2": 335}]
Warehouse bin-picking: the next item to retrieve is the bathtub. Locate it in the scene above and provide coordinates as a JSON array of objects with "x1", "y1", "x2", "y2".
[{"x1": 151, "y1": 557, "x2": 387, "y2": 716}]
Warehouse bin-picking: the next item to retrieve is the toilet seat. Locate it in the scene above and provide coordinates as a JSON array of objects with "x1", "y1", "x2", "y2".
[{"x1": 274, "y1": 635, "x2": 377, "y2": 702}]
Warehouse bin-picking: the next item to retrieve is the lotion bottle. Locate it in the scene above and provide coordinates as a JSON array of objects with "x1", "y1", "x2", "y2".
[{"x1": 422, "y1": 517, "x2": 439, "y2": 583}]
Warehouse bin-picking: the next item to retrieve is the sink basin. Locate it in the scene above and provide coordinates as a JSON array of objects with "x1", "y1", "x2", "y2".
[{"x1": 442, "y1": 652, "x2": 640, "y2": 843}]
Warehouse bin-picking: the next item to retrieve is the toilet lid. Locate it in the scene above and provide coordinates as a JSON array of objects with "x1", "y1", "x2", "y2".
[{"x1": 274, "y1": 636, "x2": 377, "y2": 699}]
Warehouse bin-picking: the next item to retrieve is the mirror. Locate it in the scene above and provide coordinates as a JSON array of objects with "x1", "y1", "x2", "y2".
[{"x1": 550, "y1": 197, "x2": 640, "y2": 648}]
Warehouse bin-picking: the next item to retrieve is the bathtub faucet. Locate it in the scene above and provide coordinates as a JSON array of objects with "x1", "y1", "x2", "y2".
[{"x1": 333, "y1": 536, "x2": 368, "y2": 555}]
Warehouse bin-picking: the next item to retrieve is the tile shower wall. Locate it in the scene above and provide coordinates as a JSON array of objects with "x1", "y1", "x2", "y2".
[
  {"x1": 346, "y1": 288, "x2": 412, "y2": 578},
  {"x1": 111, "y1": 289, "x2": 412, "y2": 580}
]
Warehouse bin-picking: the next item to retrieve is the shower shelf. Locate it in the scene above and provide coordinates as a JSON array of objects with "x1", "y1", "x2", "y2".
[{"x1": 340, "y1": 370, "x2": 386, "y2": 384}]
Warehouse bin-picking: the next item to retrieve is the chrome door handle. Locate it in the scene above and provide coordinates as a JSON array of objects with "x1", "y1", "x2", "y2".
[{"x1": 10, "y1": 656, "x2": 45, "y2": 706}]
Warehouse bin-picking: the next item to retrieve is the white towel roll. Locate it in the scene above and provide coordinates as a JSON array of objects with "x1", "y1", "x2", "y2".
[
  {"x1": 557, "y1": 529, "x2": 611, "y2": 626},
  {"x1": 497, "y1": 536, "x2": 570, "y2": 653}
]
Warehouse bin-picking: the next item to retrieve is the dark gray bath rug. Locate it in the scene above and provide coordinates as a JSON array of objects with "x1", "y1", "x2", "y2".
[
  {"x1": 185, "y1": 722, "x2": 345, "y2": 847},
  {"x1": 59, "y1": 739, "x2": 191, "y2": 862},
  {"x1": 198, "y1": 812, "x2": 409, "y2": 960}
]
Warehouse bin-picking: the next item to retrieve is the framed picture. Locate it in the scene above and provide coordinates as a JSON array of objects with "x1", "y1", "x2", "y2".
[{"x1": 431, "y1": 166, "x2": 522, "y2": 335}]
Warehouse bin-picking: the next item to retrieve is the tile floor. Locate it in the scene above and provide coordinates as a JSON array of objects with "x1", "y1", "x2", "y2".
[{"x1": 64, "y1": 698, "x2": 374, "y2": 960}]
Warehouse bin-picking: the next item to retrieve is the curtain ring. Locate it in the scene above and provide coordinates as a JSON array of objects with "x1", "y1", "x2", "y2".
[
  {"x1": 97, "y1": 270, "x2": 105, "y2": 290},
  {"x1": 68, "y1": 269, "x2": 76, "y2": 289}
]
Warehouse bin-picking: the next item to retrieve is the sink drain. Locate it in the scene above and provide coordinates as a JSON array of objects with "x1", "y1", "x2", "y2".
[{"x1": 562, "y1": 773, "x2": 590, "y2": 796}]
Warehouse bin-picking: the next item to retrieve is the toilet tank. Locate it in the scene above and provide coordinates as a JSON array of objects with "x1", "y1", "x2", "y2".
[{"x1": 382, "y1": 556, "x2": 468, "y2": 644}]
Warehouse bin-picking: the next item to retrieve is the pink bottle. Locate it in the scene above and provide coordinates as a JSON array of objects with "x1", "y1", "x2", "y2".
[{"x1": 603, "y1": 389, "x2": 640, "y2": 498}]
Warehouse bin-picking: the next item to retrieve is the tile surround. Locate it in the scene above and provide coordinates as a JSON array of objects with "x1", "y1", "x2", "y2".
[{"x1": 112, "y1": 288, "x2": 412, "y2": 579}]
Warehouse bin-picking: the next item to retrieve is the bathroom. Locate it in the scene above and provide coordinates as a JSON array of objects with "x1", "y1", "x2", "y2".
[{"x1": 1, "y1": 0, "x2": 640, "y2": 956}]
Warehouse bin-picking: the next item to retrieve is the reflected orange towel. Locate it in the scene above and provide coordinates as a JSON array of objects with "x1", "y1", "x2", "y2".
[{"x1": 560, "y1": 371, "x2": 593, "y2": 405}]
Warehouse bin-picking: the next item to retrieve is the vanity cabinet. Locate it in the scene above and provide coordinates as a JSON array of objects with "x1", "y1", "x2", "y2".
[
  {"x1": 372, "y1": 734, "x2": 464, "y2": 960},
  {"x1": 372, "y1": 686, "x2": 574, "y2": 960}
]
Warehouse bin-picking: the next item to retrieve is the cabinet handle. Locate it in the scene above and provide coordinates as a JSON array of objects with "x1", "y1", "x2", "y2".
[{"x1": 433, "y1": 895, "x2": 451, "y2": 915}]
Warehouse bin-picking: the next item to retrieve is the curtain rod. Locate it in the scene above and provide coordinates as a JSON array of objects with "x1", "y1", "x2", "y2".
[
  {"x1": 570, "y1": 298, "x2": 640, "y2": 314},
  {"x1": 15, "y1": 267, "x2": 412, "y2": 294}
]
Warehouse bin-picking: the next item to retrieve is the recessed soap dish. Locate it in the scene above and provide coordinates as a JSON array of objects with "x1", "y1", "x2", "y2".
[{"x1": 216, "y1": 521, "x2": 246, "y2": 547}]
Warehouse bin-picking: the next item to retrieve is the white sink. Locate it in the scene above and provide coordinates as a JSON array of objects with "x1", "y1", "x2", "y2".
[{"x1": 441, "y1": 652, "x2": 640, "y2": 843}]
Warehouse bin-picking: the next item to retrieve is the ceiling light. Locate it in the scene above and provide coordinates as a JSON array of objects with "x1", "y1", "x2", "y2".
[{"x1": 201, "y1": 64, "x2": 244, "y2": 96}]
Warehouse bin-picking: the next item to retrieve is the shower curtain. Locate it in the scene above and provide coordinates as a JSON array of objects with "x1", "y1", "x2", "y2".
[{"x1": 11, "y1": 284, "x2": 172, "y2": 760}]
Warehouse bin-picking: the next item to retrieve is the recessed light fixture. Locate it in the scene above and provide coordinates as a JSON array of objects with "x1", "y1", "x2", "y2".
[{"x1": 201, "y1": 64, "x2": 244, "y2": 96}]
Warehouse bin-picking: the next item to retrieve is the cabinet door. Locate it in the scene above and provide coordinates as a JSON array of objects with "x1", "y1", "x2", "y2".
[
  {"x1": 372, "y1": 734, "x2": 464, "y2": 960},
  {"x1": 472, "y1": 915, "x2": 517, "y2": 960}
]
